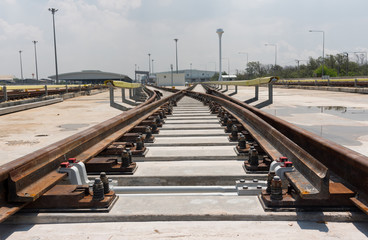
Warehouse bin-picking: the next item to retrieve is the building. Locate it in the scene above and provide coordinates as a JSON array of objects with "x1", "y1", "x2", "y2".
[
  {"x1": 156, "y1": 73, "x2": 186, "y2": 86},
  {"x1": 153, "y1": 69, "x2": 216, "y2": 86},
  {"x1": 48, "y1": 70, "x2": 132, "y2": 84},
  {"x1": 0, "y1": 75, "x2": 15, "y2": 84}
]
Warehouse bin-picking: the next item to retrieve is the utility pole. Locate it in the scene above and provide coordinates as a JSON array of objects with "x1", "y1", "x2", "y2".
[
  {"x1": 216, "y1": 28, "x2": 224, "y2": 81},
  {"x1": 49, "y1": 8, "x2": 59, "y2": 84},
  {"x1": 170, "y1": 64, "x2": 174, "y2": 87},
  {"x1": 32, "y1": 40, "x2": 39, "y2": 80},
  {"x1": 174, "y1": 38, "x2": 178, "y2": 73},
  {"x1": 148, "y1": 53, "x2": 151, "y2": 74},
  {"x1": 19, "y1": 50, "x2": 24, "y2": 80}
]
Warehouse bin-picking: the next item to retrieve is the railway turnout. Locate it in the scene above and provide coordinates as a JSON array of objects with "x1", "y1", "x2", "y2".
[{"x1": 0, "y1": 84, "x2": 368, "y2": 225}]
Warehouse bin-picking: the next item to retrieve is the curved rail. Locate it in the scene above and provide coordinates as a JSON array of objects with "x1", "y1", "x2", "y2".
[
  {"x1": 203, "y1": 84, "x2": 368, "y2": 210},
  {"x1": 0, "y1": 89, "x2": 184, "y2": 222}
]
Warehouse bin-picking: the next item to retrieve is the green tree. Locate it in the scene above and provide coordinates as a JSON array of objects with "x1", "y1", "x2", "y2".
[{"x1": 314, "y1": 65, "x2": 338, "y2": 77}]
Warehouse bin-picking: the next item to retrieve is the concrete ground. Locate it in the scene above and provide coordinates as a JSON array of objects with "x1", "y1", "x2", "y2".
[
  {"x1": 1, "y1": 221, "x2": 367, "y2": 240},
  {"x1": 0, "y1": 89, "x2": 133, "y2": 165},
  {"x1": 226, "y1": 85, "x2": 368, "y2": 156}
]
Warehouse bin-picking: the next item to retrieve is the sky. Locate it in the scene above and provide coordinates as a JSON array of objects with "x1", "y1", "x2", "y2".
[{"x1": 1, "y1": 0, "x2": 368, "y2": 79}]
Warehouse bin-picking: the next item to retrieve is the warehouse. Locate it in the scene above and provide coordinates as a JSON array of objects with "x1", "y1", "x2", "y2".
[{"x1": 48, "y1": 70, "x2": 132, "y2": 84}]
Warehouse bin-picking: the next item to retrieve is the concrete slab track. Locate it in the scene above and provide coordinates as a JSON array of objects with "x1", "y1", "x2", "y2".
[{"x1": 2, "y1": 85, "x2": 368, "y2": 239}]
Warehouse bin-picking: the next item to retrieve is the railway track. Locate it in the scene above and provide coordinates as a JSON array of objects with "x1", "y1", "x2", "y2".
[
  {"x1": 0, "y1": 85, "x2": 104, "y2": 102},
  {"x1": 0, "y1": 84, "x2": 368, "y2": 225}
]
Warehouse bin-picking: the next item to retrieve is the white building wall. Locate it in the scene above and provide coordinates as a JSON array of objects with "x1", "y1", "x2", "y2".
[{"x1": 156, "y1": 73, "x2": 185, "y2": 86}]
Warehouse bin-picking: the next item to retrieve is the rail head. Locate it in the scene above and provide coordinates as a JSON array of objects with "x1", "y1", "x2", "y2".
[
  {"x1": 0, "y1": 90, "x2": 185, "y2": 222},
  {"x1": 205, "y1": 85, "x2": 368, "y2": 201},
  {"x1": 185, "y1": 90, "x2": 330, "y2": 200}
]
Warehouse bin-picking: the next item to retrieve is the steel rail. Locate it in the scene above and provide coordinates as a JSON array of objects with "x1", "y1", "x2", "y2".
[
  {"x1": 185, "y1": 90, "x2": 329, "y2": 200},
  {"x1": 0, "y1": 88, "x2": 184, "y2": 222},
  {"x1": 203, "y1": 84, "x2": 368, "y2": 211}
]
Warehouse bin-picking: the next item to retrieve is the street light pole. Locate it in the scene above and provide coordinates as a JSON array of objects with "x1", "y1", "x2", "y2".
[
  {"x1": 174, "y1": 38, "x2": 178, "y2": 73},
  {"x1": 152, "y1": 59, "x2": 154, "y2": 73},
  {"x1": 170, "y1": 64, "x2": 173, "y2": 87},
  {"x1": 309, "y1": 30, "x2": 325, "y2": 77},
  {"x1": 49, "y1": 8, "x2": 59, "y2": 84},
  {"x1": 19, "y1": 50, "x2": 24, "y2": 80},
  {"x1": 32, "y1": 40, "x2": 39, "y2": 80},
  {"x1": 216, "y1": 28, "x2": 224, "y2": 81},
  {"x1": 148, "y1": 53, "x2": 151, "y2": 74},
  {"x1": 190, "y1": 63, "x2": 192, "y2": 81}
]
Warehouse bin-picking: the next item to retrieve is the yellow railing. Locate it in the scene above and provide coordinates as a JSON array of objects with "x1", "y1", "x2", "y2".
[
  {"x1": 203, "y1": 76, "x2": 279, "y2": 86},
  {"x1": 279, "y1": 78, "x2": 368, "y2": 83},
  {"x1": 104, "y1": 80, "x2": 141, "y2": 89},
  {"x1": 0, "y1": 84, "x2": 91, "y2": 91}
]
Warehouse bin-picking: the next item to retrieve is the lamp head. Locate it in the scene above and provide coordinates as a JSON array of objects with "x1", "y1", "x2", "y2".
[{"x1": 216, "y1": 28, "x2": 224, "y2": 37}]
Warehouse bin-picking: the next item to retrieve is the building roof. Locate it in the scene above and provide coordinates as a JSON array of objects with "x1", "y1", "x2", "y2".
[
  {"x1": 0, "y1": 75, "x2": 15, "y2": 83},
  {"x1": 48, "y1": 70, "x2": 132, "y2": 82}
]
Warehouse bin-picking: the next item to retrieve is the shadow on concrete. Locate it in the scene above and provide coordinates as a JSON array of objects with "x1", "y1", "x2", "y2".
[
  {"x1": 353, "y1": 222, "x2": 368, "y2": 238},
  {"x1": 254, "y1": 99, "x2": 273, "y2": 109},
  {"x1": 244, "y1": 97, "x2": 258, "y2": 104},
  {"x1": 0, "y1": 224, "x2": 34, "y2": 239},
  {"x1": 297, "y1": 220, "x2": 329, "y2": 233}
]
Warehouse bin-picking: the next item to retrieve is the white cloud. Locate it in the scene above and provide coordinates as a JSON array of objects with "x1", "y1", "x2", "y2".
[
  {"x1": 97, "y1": 0, "x2": 141, "y2": 11},
  {"x1": 0, "y1": 19, "x2": 43, "y2": 41},
  {"x1": 3, "y1": 0, "x2": 16, "y2": 4}
]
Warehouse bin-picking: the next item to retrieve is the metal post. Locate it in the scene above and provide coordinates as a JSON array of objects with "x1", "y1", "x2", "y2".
[
  {"x1": 255, "y1": 85, "x2": 259, "y2": 101},
  {"x1": 2, "y1": 86, "x2": 7, "y2": 102},
  {"x1": 65, "y1": 85, "x2": 68, "y2": 93},
  {"x1": 216, "y1": 29, "x2": 224, "y2": 81},
  {"x1": 32, "y1": 40, "x2": 39, "y2": 81},
  {"x1": 171, "y1": 64, "x2": 174, "y2": 87},
  {"x1": 148, "y1": 53, "x2": 151, "y2": 74},
  {"x1": 19, "y1": 50, "x2": 24, "y2": 80},
  {"x1": 49, "y1": 8, "x2": 59, "y2": 84},
  {"x1": 109, "y1": 84, "x2": 114, "y2": 107},
  {"x1": 268, "y1": 83, "x2": 273, "y2": 104},
  {"x1": 121, "y1": 88, "x2": 125, "y2": 102},
  {"x1": 229, "y1": 85, "x2": 238, "y2": 96},
  {"x1": 44, "y1": 85, "x2": 48, "y2": 97},
  {"x1": 174, "y1": 38, "x2": 178, "y2": 73}
]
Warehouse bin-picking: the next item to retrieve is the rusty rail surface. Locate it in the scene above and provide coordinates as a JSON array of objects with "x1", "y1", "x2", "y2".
[
  {"x1": 203, "y1": 84, "x2": 368, "y2": 210},
  {"x1": 185, "y1": 90, "x2": 330, "y2": 200},
  {"x1": 1, "y1": 84, "x2": 367, "y2": 222},
  {"x1": 0, "y1": 88, "x2": 184, "y2": 222}
]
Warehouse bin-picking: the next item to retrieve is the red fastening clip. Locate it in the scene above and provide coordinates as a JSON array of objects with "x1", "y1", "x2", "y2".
[
  {"x1": 60, "y1": 162, "x2": 70, "y2": 168},
  {"x1": 279, "y1": 157, "x2": 288, "y2": 162},
  {"x1": 283, "y1": 161, "x2": 293, "y2": 167},
  {"x1": 68, "y1": 158, "x2": 77, "y2": 163}
]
